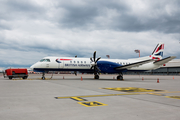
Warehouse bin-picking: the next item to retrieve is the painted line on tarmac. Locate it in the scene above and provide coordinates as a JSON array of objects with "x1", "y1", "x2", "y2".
[
  {"x1": 55, "y1": 93, "x2": 144, "y2": 99},
  {"x1": 55, "y1": 91, "x2": 180, "y2": 99},
  {"x1": 78, "y1": 101, "x2": 107, "y2": 107},
  {"x1": 101, "y1": 87, "x2": 164, "y2": 92},
  {"x1": 165, "y1": 96, "x2": 180, "y2": 100},
  {"x1": 70, "y1": 97, "x2": 87, "y2": 101}
]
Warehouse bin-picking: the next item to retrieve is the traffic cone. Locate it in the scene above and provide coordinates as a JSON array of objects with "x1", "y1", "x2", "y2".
[
  {"x1": 157, "y1": 78, "x2": 159, "y2": 83},
  {"x1": 81, "y1": 76, "x2": 83, "y2": 81},
  {"x1": 63, "y1": 76, "x2": 64, "y2": 79},
  {"x1": 113, "y1": 77, "x2": 115, "y2": 79},
  {"x1": 142, "y1": 77, "x2": 144, "y2": 80},
  {"x1": 173, "y1": 76, "x2": 174, "y2": 79}
]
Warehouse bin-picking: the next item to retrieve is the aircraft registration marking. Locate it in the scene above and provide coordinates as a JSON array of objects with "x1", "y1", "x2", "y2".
[
  {"x1": 101, "y1": 87, "x2": 163, "y2": 92},
  {"x1": 78, "y1": 101, "x2": 107, "y2": 107}
]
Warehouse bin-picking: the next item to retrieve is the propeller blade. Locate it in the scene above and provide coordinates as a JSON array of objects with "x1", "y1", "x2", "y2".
[
  {"x1": 95, "y1": 57, "x2": 101, "y2": 63},
  {"x1": 90, "y1": 57, "x2": 93, "y2": 62},
  {"x1": 90, "y1": 66, "x2": 94, "y2": 69},
  {"x1": 93, "y1": 51, "x2": 96, "y2": 62},
  {"x1": 90, "y1": 51, "x2": 101, "y2": 75}
]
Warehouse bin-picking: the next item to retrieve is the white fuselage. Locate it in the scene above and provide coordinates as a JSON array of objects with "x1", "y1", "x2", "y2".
[{"x1": 30, "y1": 56, "x2": 161, "y2": 73}]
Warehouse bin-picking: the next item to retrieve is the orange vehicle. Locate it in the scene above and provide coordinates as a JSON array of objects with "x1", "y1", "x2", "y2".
[{"x1": 5, "y1": 68, "x2": 28, "y2": 79}]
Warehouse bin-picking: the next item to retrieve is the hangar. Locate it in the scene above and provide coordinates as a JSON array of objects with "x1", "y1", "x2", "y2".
[
  {"x1": 125, "y1": 59, "x2": 180, "y2": 75},
  {"x1": 149, "y1": 59, "x2": 180, "y2": 75}
]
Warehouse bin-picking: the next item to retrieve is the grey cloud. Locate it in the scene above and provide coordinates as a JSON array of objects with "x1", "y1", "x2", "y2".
[
  {"x1": 56, "y1": 0, "x2": 129, "y2": 29},
  {"x1": 53, "y1": 0, "x2": 180, "y2": 33},
  {"x1": 0, "y1": 0, "x2": 45, "y2": 20},
  {"x1": 0, "y1": 0, "x2": 180, "y2": 68}
]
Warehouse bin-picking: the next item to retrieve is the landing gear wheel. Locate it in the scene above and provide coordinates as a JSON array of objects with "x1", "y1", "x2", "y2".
[
  {"x1": 94, "y1": 74, "x2": 99, "y2": 79},
  {"x1": 117, "y1": 75, "x2": 123, "y2": 80},
  {"x1": 42, "y1": 76, "x2": 45, "y2": 80}
]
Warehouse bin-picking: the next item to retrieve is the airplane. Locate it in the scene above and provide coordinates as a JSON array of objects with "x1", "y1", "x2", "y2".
[{"x1": 30, "y1": 43, "x2": 176, "y2": 80}]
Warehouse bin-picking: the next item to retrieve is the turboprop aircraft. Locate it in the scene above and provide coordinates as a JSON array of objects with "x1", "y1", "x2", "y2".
[{"x1": 30, "y1": 43, "x2": 176, "y2": 80}]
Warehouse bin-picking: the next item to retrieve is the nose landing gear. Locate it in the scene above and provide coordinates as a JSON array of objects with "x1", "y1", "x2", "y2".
[{"x1": 42, "y1": 72, "x2": 45, "y2": 80}]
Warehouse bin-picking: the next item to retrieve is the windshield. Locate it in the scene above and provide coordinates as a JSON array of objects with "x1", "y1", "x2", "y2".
[
  {"x1": 40, "y1": 59, "x2": 45, "y2": 62},
  {"x1": 40, "y1": 59, "x2": 50, "y2": 62}
]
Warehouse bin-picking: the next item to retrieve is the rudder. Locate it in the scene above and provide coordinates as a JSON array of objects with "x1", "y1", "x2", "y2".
[{"x1": 150, "y1": 43, "x2": 164, "y2": 61}]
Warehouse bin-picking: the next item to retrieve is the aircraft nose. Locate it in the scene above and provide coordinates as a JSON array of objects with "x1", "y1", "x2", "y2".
[{"x1": 30, "y1": 64, "x2": 35, "y2": 71}]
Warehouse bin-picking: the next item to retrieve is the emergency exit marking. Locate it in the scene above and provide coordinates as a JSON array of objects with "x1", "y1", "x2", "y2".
[{"x1": 78, "y1": 101, "x2": 107, "y2": 107}]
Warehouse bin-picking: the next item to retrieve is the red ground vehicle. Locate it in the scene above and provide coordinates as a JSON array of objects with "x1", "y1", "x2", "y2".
[{"x1": 5, "y1": 68, "x2": 28, "y2": 79}]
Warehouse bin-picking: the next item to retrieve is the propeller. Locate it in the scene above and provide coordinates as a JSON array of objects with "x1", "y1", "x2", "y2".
[{"x1": 90, "y1": 51, "x2": 101, "y2": 74}]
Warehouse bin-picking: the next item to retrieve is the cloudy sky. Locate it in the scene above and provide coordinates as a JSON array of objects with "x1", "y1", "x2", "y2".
[{"x1": 0, "y1": 0, "x2": 180, "y2": 69}]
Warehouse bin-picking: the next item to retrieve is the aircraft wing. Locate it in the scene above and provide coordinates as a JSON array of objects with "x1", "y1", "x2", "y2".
[
  {"x1": 153, "y1": 56, "x2": 176, "y2": 65},
  {"x1": 114, "y1": 59, "x2": 154, "y2": 70}
]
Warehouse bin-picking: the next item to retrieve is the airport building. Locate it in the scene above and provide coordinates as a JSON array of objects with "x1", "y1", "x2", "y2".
[
  {"x1": 149, "y1": 59, "x2": 180, "y2": 75},
  {"x1": 126, "y1": 59, "x2": 180, "y2": 75}
]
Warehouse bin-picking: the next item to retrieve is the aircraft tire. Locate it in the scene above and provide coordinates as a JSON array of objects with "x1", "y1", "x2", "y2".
[
  {"x1": 94, "y1": 75, "x2": 99, "y2": 79},
  {"x1": 117, "y1": 75, "x2": 123, "y2": 80}
]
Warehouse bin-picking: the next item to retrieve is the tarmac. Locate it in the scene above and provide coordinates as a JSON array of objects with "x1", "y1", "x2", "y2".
[{"x1": 0, "y1": 73, "x2": 180, "y2": 120}]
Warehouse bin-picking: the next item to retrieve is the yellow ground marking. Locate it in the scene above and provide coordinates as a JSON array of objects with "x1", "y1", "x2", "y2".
[
  {"x1": 70, "y1": 97, "x2": 87, "y2": 101},
  {"x1": 147, "y1": 93, "x2": 164, "y2": 96},
  {"x1": 55, "y1": 93, "x2": 140, "y2": 99},
  {"x1": 165, "y1": 96, "x2": 180, "y2": 100},
  {"x1": 101, "y1": 87, "x2": 163, "y2": 92},
  {"x1": 55, "y1": 91, "x2": 180, "y2": 99},
  {"x1": 78, "y1": 101, "x2": 107, "y2": 107}
]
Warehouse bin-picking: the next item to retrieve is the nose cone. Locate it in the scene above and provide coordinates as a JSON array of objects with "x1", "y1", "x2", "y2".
[{"x1": 30, "y1": 64, "x2": 35, "y2": 71}]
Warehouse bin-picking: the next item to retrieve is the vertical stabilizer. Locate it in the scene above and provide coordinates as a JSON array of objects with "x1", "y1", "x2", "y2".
[{"x1": 150, "y1": 43, "x2": 164, "y2": 61}]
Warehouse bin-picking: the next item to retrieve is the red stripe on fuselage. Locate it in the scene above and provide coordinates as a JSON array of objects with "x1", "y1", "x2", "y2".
[{"x1": 60, "y1": 59, "x2": 72, "y2": 61}]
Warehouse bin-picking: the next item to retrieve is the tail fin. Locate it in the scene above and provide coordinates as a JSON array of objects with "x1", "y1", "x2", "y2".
[{"x1": 150, "y1": 43, "x2": 164, "y2": 61}]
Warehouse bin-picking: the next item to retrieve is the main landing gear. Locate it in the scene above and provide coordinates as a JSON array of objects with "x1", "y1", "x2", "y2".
[
  {"x1": 117, "y1": 72, "x2": 123, "y2": 80},
  {"x1": 94, "y1": 73, "x2": 99, "y2": 79}
]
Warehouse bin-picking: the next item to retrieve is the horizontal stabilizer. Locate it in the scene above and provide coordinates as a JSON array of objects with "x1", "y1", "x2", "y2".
[
  {"x1": 153, "y1": 56, "x2": 176, "y2": 65},
  {"x1": 114, "y1": 59, "x2": 154, "y2": 70}
]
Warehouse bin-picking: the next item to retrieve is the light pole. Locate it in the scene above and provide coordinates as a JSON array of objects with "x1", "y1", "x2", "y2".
[{"x1": 135, "y1": 49, "x2": 140, "y2": 57}]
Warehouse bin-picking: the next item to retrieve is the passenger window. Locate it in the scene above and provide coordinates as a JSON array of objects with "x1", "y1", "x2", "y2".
[
  {"x1": 77, "y1": 61, "x2": 79, "y2": 64},
  {"x1": 81, "y1": 61, "x2": 83, "y2": 63},
  {"x1": 74, "y1": 61, "x2": 76, "y2": 63},
  {"x1": 84, "y1": 61, "x2": 86, "y2": 64},
  {"x1": 70, "y1": 61, "x2": 72, "y2": 63}
]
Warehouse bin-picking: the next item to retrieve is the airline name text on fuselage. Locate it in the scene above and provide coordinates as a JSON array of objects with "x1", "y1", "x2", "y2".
[{"x1": 65, "y1": 64, "x2": 91, "y2": 67}]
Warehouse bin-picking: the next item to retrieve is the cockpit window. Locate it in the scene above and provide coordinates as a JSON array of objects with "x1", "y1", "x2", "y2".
[
  {"x1": 40, "y1": 59, "x2": 45, "y2": 62},
  {"x1": 45, "y1": 59, "x2": 50, "y2": 62},
  {"x1": 40, "y1": 59, "x2": 50, "y2": 62}
]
